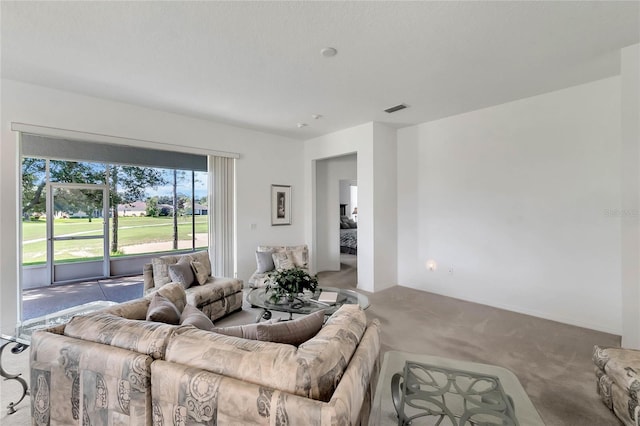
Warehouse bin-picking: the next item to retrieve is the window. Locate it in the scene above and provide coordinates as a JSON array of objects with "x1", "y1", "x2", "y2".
[{"x1": 21, "y1": 157, "x2": 208, "y2": 265}]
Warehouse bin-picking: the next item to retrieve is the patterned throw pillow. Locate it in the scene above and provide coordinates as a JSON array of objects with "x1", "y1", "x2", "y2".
[
  {"x1": 189, "y1": 251, "x2": 212, "y2": 275},
  {"x1": 180, "y1": 304, "x2": 215, "y2": 331},
  {"x1": 288, "y1": 248, "x2": 308, "y2": 269},
  {"x1": 168, "y1": 260, "x2": 195, "y2": 289},
  {"x1": 146, "y1": 293, "x2": 181, "y2": 325},
  {"x1": 272, "y1": 251, "x2": 295, "y2": 270},
  {"x1": 151, "y1": 257, "x2": 176, "y2": 288},
  {"x1": 190, "y1": 261, "x2": 210, "y2": 285}
]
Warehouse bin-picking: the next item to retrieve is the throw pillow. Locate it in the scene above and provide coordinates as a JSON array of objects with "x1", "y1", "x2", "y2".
[
  {"x1": 180, "y1": 304, "x2": 215, "y2": 331},
  {"x1": 272, "y1": 251, "x2": 295, "y2": 270},
  {"x1": 168, "y1": 260, "x2": 195, "y2": 289},
  {"x1": 288, "y1": 247, "x2": 308, "y2": 269},
  {"x1": 255, "y1": 250, "x2": 275, "y2": 273},
  {"x1": 189, "y1": 251, "x2": 212, "y2": 276},
  {"x1": 212, "y1": 319, "x2": 280, "y2": 340},
  {"x1": 151, "y1": 257, "x2": 176, "y2": 288},
  {"x1": 255, "y1": 310, "x2": 325, "y2": 345},
  {"x1": 146, "y1": 293, "x2": 181, "y2": 325},
  {"x1": 190, "y1": 261, "x2": 210, "y2": 285}
]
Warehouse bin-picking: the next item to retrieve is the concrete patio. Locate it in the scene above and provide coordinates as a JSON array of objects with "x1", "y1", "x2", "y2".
[{"x1": 21, "y1": 275, "x2": 144, "y2": 321}]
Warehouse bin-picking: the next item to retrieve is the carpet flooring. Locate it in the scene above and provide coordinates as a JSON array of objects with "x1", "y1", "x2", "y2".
[{"x1": 1, "y1": 254, "x2": 622, "y2": 425}]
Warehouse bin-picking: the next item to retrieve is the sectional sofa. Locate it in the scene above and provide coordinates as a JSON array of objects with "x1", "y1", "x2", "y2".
[{"x1": 30, "y1": 283, "x2": 381, "y2": 425}]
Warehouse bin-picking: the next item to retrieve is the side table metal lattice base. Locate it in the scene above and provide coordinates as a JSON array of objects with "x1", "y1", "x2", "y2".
[
  {"x1": 1, "y1": 337, "x2": 30, "y2": 415},
  {"x1": 391, "y1": 361, "x2": 518, "y2": 426}
]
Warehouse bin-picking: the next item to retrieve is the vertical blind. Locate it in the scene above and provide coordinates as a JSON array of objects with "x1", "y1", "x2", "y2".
[{"x1": 210, "y1": 156, "x2": 236, "y2": 278}]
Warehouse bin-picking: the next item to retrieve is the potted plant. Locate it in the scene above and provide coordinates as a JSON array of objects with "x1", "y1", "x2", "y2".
[{"x1": 266, "y1": 267, "x2": 318, "y2": 303}]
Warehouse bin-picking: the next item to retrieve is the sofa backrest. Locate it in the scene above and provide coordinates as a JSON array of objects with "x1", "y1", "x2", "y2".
[
  {"x1": 143, "y1": 250, "x2": 211, "y2": 292},
  {"x1": 64, "y1": 313, "x2": 178, "y2": 359},
  {"x1": 164, "y1": 304, "x2": 368, "y2": 402},
  {"x1": 257, "y1": 244, "x2": 309, "y2": 269}
]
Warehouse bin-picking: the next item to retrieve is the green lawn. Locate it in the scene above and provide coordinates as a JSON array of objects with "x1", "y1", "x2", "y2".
[{"x1": 22, "y1": 216, "x2": 208, "y2": 265}]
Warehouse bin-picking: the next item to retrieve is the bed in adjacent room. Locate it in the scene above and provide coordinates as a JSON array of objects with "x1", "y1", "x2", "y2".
[{"x1": 340, "y1": 216, "x2": 358, "y2": 255}]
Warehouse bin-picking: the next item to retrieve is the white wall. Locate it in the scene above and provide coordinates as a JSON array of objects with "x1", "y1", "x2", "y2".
[
  {"x1": 316, "y1": 154, "x2": 357, "y2": 271},
  {"x1": 397, "y1": 77, "x2": 622, "y2": 334},
  {"x1": 0, "y1": 79, "x2": 305, "y2": 334},
  {"x1": 304, "y1": 122, "x2": 397, "y2": 293},
  {"x1": 621, "y1": 44, "x2": 640, "y2": 348}
]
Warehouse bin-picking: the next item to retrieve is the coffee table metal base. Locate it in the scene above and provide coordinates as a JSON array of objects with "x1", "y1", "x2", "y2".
[
  {"x1": 370, "y1": 351, "x2": 544, "y2": 426},
  {"x1": 391, "y1": 361, "x2": 518, "y2": 425}
]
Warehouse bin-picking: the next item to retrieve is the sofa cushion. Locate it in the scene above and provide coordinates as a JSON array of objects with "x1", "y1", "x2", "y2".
[
  {"x1": 185, "y1": 277, "x2": 243, "y2": 308},
  {"x1": 255, "y1": 309, "x2": 324, "y2": 345},
  {"x1": 168, "y1": 260, "x2": 195, "y2": 289},
  {"x1": 255, "y1": 250, "x2": 275, "y2": 273},
  {"x1": 64, "y1": 312, "x2": 177, "y2": 359},
  {"x1": 180, "y1": 304, "x2": 215, "y2": 331},
  {"x1": 146, "y1": 293, "x2": 181, "y2": 325},
  {"x1": 212, "y1": 319, "x2": 279, "y2": 340}
]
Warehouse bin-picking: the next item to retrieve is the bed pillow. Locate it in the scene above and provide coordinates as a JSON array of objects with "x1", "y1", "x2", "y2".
[
  {"x1": 146, "y1": 293, "x2": 181, "y2": 324},
  {"x1": 168, "y1": 260, "x2": 195, "y2": 289},
  {"x1": 255, "y1": 310, "x2": 325, "y2": 346},
  {"x1": 256, "y1": 250, "x2": 275, "y2": 273},
  {"x1": 180, "y1": 304, "x2": 215, "y2": 331}
]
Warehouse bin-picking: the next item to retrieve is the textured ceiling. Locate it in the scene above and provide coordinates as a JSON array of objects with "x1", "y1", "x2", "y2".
[{"x1": 2, "y1": 1, "x2": 639, "y2": 140}]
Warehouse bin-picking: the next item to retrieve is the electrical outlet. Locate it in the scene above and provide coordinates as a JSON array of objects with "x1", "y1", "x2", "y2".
[{"x1": 250, "y1": 223, "x2": 257, "y2": 230}]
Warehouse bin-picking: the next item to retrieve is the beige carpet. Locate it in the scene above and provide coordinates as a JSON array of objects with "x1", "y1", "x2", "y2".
[{"x1": 1, "y1": 254, "x2": 621, "y2": 425}]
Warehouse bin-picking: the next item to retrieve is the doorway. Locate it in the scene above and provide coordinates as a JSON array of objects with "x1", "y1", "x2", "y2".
[{"x1": 48, "y1": 183, "x2": 109, "y2": 284}]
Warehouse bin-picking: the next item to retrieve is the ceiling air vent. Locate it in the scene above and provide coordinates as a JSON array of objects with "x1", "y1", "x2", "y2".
[{"x1": 384, "y1": 103, "x2": 408, "y2": 113}]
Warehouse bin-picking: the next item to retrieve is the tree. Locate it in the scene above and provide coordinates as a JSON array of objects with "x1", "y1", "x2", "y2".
[
  {"x1": 110, "y1": 165, "x2": 166, "y2": 253},
  {"x1": 146, "y1": 196, "x2": 160, "y2": 217},
  {"x1": 22, "y1": 159, "x2": 104, "y2": 219}
]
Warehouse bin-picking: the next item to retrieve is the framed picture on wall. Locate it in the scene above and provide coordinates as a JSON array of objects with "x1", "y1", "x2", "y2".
[{"x1": 271, "y1": 184, "x2": 291, "y2": 225}]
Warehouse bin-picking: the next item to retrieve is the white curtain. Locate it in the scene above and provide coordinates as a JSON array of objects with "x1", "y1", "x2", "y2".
[{"x1": 209, "y1": 156, "x2": 236, "y2": 278}]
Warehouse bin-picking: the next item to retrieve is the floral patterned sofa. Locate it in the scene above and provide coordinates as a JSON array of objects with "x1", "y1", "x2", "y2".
[
  {"x1": 142, "y1": 250, "x2": 243, "y2": 320},
  {"x1": 593, "y1": 345, "x2": 640, "y2": 425},
  {"x1": 30, "y1": 283, "x2": 381, "y2": 425}
]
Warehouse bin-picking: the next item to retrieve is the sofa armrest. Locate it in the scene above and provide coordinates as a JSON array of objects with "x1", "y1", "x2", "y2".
[
  {"x1": 593, "y1": 345, "x2": 640, "y2": 391},
  {"x1": 143, "y1": 263, "x2": 154, "y2": 292},
  {"x1": 31, "y1": 330, "x2": 153, "y2": 426},
  {"x1": 328, "y1": 319, "x2": 381, "y2": 425}
]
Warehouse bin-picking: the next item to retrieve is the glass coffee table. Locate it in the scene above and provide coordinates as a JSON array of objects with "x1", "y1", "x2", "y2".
[
  {"x1": 246, "y1": 286, "x2": 369, "y2": 322},
  {"x1": 370, "y1": 351, "x2": 545, "y2": 426},
  {"x1": 1, "y1": 300, "x2": 117, "y2": 414}
]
